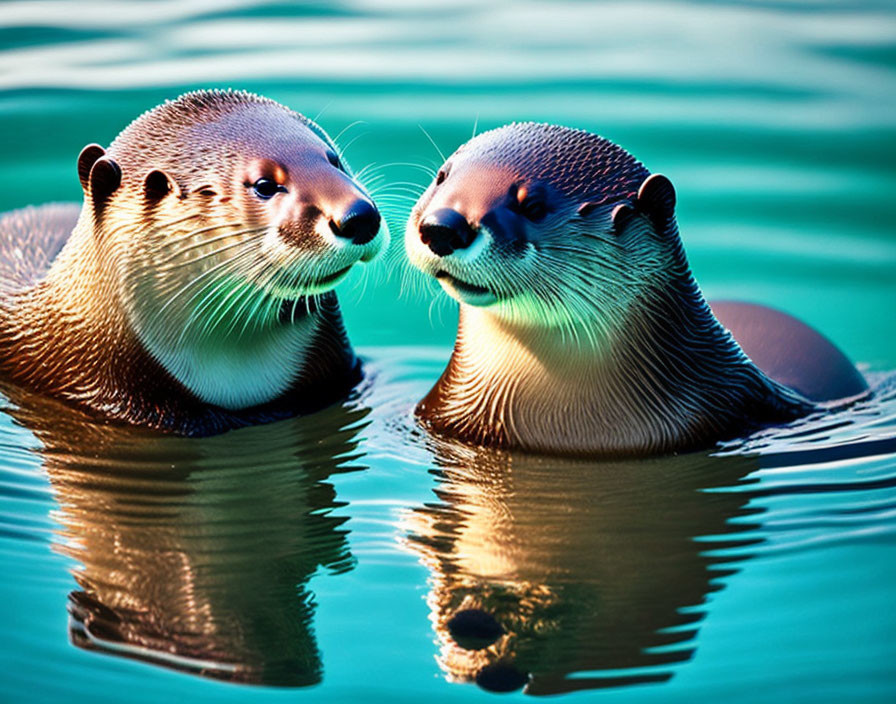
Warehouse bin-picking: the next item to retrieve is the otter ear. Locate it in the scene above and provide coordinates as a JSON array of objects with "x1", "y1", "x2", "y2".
[
  {"x1": 611, "y1": 203, "x2": 637, "y2": 233},
  {"x1": 88, "y1": 157, "x2": 122, "y2": 215},
  {"x1": 577, "y1": 202, "x2": 601, "y2": 218},
  {"x1": 581, "y1": 200, "x2": 638, "y2": 236},
  {"x1": 77, "y1": 144, "x2": 106, "y2": 192},
  {"x1": 634, "y1": 173, "x2": 676, "y2": 234},
  {"x1": 143, "y1": 169, "x2": 180, "y2": 202}
]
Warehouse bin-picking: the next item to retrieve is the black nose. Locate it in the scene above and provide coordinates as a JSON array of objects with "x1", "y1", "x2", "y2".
[
  {"x1": 419, "y1": 208, "x2": 477, "y2": 256},
  {"x1": 330, "y1": 199, "x2": 380, "y2": 245}
]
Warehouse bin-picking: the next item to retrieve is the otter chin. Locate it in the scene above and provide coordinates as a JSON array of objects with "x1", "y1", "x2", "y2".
[
  {"x1": 0, "y1": 90, "x2": 386, "y2": 435},
  {"x1": 405, "y1": 122, "x2": 869, "y2": 456}
]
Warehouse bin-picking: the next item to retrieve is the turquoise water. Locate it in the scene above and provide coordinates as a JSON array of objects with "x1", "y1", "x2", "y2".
[{"x1": 1, "y1": 1, "x2": 895, "y2": 702}]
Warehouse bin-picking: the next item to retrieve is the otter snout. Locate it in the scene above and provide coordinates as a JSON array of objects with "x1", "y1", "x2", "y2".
[
  {"x1": 329, "y1": 198, "x2": 380, "y2": 246},
  {"x1": 420, "y1": 207, "x2": 478, "y2": 256}
]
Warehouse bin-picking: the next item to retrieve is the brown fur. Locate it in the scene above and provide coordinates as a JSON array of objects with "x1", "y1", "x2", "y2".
[
  {"x1": 407, "y1": 124, "x2": 866, "y2": 456},
  {"x1": 0, "y1": 90, "x2": 380, "y2": 435}
]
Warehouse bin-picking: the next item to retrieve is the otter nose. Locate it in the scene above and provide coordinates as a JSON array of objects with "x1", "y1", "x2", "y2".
[
  {"x1": 419, "y1": 208, "x2": 477, "y2": 256},
  {"x1": 330, "y1": 199, "x2": 380, "y2": 245}
]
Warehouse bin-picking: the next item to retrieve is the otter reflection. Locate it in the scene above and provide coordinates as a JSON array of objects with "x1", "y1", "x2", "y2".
[
  {"x1": 4, "y1": 383, "x2": 368, "y2": 686},
  {"x1": 404, "y1": 440, "x2": 758, "y2": 695}
]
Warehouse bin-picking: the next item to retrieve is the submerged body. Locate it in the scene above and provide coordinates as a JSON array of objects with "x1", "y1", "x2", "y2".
[
  {"x1": 406, "y1": 123, "x2": 867, "y2": 456},
  {"x1": 0, "y1": 91, "x2": 385, "y2": 435}
]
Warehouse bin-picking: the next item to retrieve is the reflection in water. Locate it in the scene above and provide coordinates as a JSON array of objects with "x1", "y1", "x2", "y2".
[
  {"x1": 404, "y1": 440, "x2": 759, "y2": 695},
  {"x1": 3, "y1": 382, "x2": 369, "y2": 686}
]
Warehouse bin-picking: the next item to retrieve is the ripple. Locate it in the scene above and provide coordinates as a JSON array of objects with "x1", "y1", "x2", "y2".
[{"x1": 0, "y1": 1, "x2": 894, "y2": 700}]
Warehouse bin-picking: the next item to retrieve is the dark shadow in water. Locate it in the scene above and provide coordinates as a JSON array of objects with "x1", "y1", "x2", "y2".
[
  {"x1": 404, "y1": 439, "x2": 760, "y2": 695},
  {"x1": 1, "y1": 382, "x2": 369, "y2": 687}
]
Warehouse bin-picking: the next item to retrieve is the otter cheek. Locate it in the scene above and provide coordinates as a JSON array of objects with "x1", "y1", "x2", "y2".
[
  {"x1": 479, "y1": 208, "x2": 526, "y2": 251},
  {"x1": 260, "y1": 226, "x2": 288, "y2": 263}
]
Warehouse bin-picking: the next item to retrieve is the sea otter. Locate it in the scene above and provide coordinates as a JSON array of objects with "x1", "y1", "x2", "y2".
[
  {"x1": 405, "y1": 123, "x2": 868, "y2": 456},
  {"x1": 0, "y1": 90, "x2": 385, "y2": 435}
]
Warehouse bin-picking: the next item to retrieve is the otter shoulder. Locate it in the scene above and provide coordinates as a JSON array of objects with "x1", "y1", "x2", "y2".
[
  {"x1": 0, "y1": 203, "x2": 79, "y2": 293},
  {"x1": 710, "y1": 300, "x2": 868, "y2": 403}
]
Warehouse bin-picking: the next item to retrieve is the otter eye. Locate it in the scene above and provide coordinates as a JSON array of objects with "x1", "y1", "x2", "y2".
[
  {"x1": 327, "y1": 151, "x2": 342, "y2": 170},
  {"x1": 252, "y1": 178, "x2": 286, "y2": 200},
  {"x1": 520, "y1": 197, "x2": 548, "y2": 222}
]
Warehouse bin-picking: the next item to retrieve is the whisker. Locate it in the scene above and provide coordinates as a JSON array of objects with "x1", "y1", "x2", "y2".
[
  {"x1": 152, "y1": 219, "x2": 245, "y2": 251},
  {"x1": 418, "y1": 124, "x2": 447, "y2": 163},
  {"x1": 144, "y1": 212, "x2": 204, "y2": 235},
  {"x1": 145, "y1": 245, "x2": 261, "y2": 331},
  {"x1": 312, "y1": 101, "x2": 333, "y2": 124},
  {"x1": 333, "y1": 119, "x2": 367, "y2": 144},
  {"x1": 156, "y1": 227, "x2": 266, "y2": 268},
  {"x1": 191, "y1": 253, "x2": 272, "y2": 343},
  {"x1": 339, "y1": 131, "x2": 369, "y2": 161}
]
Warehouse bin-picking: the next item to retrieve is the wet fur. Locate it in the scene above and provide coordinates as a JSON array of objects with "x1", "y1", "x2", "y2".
[
  {"x1": 408, "y1": 123, "x2": 866, "y2": 456},
  {"x1": 417, "y1": 223, "x2": 811, "y2": 455},
  {"x1": 0, "y1": 91, "x2": 371, "y2": 435}
]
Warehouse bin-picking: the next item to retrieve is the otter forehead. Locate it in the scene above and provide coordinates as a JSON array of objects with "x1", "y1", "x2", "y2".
[
  {"x1": 104, "y1": 91, "x2": 334, "y2": 190},
  {"x1": 448, "y1": 123, "x2": 649, "y2": 205},
  {"x1": 186, "y1": 106, "x2": 333, "y2": 180}
]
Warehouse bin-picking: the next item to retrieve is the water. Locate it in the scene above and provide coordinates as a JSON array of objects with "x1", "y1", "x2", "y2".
[{"x1": 1, "y1": 1, "x2": 895, "y2": 702}]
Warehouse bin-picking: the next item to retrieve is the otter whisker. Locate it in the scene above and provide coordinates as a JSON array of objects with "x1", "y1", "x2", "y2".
[
  {"x1": 254, "y1": 255, "x2": 329, "y2": 333},
  {"x1": 155, "y1": 236, "x2": 263, "y2": 274},
  {"x1": 392, "y1": 250, "x2": 430, "y2": 300},
  {"x1": 161, "y1": 252, "x2": 262, "y2": 346},
  {"x1": 353, "y1": 163, "x2": 379, "y2": 181},
  {"x1": 191, "y1": 250, "x2": 264, "y2": 318},
  {"x1": 332, "y1": 119, "x2": 367, "y2": 145},
  {"x1": 227, "y1": 259, "x2": 293, "y2": 339},
  {"x1": 367, "y1": 191, "x2": 422, "y2": 203},
  {"x1": 370, "y1": 186, "x2": 429, "y2": 200},
  {"x1": 373, "y1": 180, "x2": 430, "y2": 191},
  {"x1": 338, "y1": 131, "x2": 370, "y2": 164},
  {"x1": 156, "y1": 226, "x2": 265, "y2": 266},
  {"x1": 146, "y1": 243, "x2": 261, "y2": 332},
  {"x1": 368, "y1": 190, "x2": 424, "y2": 202},
  {"x1": 184, "y1": 275, "x2": 256, "y2": 346},
  {"x1": 151, "y1": 219, "x2": 245, "y2": 251},
  {"x1": 249, "y1": 264, "x2": 303, "y2": 336},
  {"x1": 139, "y1": 213, "x2": 205, "y2": 241},
  {"x1": 187, "y1": 251, "x2": 276, "y2": 344},
  {"x1": 358, "y1": 161, "x2": 436, "y2": 178},
  {"x1": 418, "y1": 125, "x2": 447, "y2": 163}
]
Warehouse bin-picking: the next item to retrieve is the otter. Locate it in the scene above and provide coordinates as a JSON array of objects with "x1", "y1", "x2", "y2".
[
  {"x1": 0, "y1": 90, "x2": 385, "y2": 436},
  {"x1": 405, "y1": 123, "x2": 868, "y2": 456}
]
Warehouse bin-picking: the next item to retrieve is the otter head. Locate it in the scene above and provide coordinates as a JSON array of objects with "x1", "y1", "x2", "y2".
[
  {"x1": 76, "y1": 90, "x2": 385, "y2": 409},
  {"x1": 406, "y1": 123, "x2": 680, "y2": 347}
]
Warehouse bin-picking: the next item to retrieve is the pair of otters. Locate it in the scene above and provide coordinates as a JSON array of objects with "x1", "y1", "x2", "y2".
[{"x1": 0, "y1": 91, "x2": 868, "y2": 456}]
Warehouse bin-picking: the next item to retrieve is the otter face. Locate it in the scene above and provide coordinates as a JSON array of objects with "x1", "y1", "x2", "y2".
[
  {"x1": 406, "y1": 123, "x2": 664, "y2": 339},
  {"x1": 81, "y1": 91, "x2": 386, "y2": 409},
  {"x1": 118, "y1": 98, "x2": 385, "y2": 312}
]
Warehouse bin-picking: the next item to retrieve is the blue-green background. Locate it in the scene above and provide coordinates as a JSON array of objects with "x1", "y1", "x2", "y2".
[{"x1": 0, "y1": 2, "x2": 894, "y2": 703}]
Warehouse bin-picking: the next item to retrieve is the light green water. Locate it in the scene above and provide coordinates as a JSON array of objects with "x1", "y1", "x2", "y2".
[{"x1": 0, "y1": 2, "x2": 894, "y2": 702}]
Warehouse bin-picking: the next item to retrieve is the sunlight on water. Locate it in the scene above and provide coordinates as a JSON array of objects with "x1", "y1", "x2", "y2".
[{"x1": 0, "y1": 1, "x2": 894, "y2": 703}]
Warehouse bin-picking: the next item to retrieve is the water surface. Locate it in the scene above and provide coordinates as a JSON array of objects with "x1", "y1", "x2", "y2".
[{"x1": 1, "y1": 2, "x2": 895, "y2": 702}]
